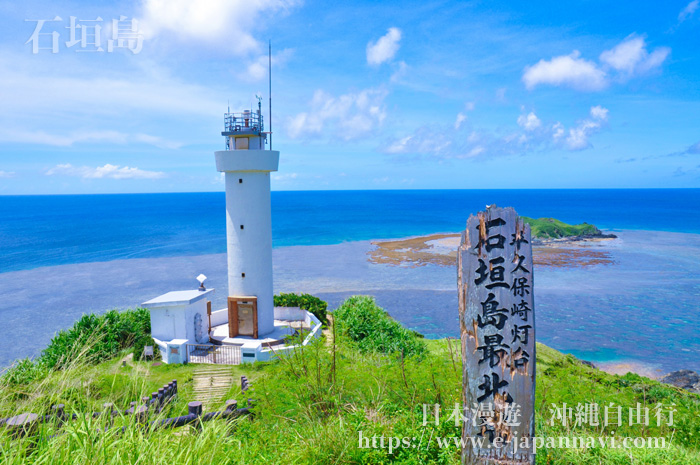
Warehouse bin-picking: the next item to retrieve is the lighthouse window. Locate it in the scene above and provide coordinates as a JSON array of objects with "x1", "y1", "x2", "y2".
[
  {"x1": 239, "y1": 178, "x2": 243, "y2": 183},
  {"x1": 241, "y1": 273, "x2": 246, "y2": 278},
  {"x1": 240, "y1": 225, "x2": 244, "y2": 230},
  {"x1": 235, "y1": 137, "x2": 249, "y2": 150}
]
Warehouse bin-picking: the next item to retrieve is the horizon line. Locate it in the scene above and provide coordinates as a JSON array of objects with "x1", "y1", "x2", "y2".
[{"x1": 1, "y1": 186, "x2": 700, "y2": 197}]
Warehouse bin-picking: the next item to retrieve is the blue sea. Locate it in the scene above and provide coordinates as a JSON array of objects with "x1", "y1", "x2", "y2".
[
  {"x1": 2, "y1": 189, "x2": 700, "y2": 273},
  {"x1": 0, "y1": 189, "x2": 699, "y2": 373}
]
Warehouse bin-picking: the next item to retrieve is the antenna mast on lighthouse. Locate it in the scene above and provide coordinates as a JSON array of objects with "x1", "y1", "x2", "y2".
[{"x1": 269, "y1": 40, "x2": 272, "y2": 150}]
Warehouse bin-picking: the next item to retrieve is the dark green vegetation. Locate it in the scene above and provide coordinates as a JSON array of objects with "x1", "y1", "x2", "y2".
[
  {"x1": 521, "y1": 217, "x2": 605, "y2": 240},
  {"x1": 274, "y1": 292, "x2": 328, "y2": 324},
  {"x1": 3, "y1": 309, "x2": 154, "y2": 385},
  {"x1": 334, "y1": 296, "x2": 426, "y2": 358},
  {"x1": 1, "y1": 297, "x2": 698, "y2": 464}
]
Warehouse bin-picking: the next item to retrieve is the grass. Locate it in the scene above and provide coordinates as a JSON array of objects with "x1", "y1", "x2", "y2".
[
  {"x1": 521, "y1": 217, "x2": 603, "y2": 240},
  {"x1": 1, "y1": 298, "x2": 698, "y2": 464},
  {"x1": 333, "y1": 296, "x2": 427, "y2": 358}
]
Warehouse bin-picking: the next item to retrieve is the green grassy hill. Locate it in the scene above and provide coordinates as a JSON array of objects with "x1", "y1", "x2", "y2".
[{"x1": 1, "y1": 298, "x2": 698, "y2": 464}]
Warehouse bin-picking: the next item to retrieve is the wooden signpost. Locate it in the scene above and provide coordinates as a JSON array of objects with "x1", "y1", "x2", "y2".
[{"x1": 458, "y1": 206, "x2": 535, "y2": 465}]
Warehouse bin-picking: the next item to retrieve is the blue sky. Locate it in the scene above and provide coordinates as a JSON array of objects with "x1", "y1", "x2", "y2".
[{"x1": 0, "y1": 0, "x2": 699, "y2": 194}]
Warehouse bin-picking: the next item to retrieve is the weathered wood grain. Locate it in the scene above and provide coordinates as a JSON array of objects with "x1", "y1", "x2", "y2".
[{"x1": 459, "y1": 206, "x2": 536, "y2": 465}]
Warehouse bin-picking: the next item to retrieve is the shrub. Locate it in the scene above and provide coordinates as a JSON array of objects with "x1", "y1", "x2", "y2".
[
  {"x1": 132, "y1": 334, "x2": 160, "y2": 361},
  {"x1": 274, "y1": 293, "x2": 328, "y2": 325},
  {"x1": 40, "y1": 308, "x2": 152, "y2": 369},
  {"x1": 1, "y1": 358, "x2": 47, "y2": 385},
  {"x1": 2, "y1": 308, "x2": 152, "y2": 384},
  {"x1": 333, "y1": 295, "x2": 426, "y2": 358}
]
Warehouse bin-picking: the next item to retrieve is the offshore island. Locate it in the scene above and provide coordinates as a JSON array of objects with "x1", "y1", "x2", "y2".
[{"x1": 369, "y1": 217, "x2": 618, "y2": 268}]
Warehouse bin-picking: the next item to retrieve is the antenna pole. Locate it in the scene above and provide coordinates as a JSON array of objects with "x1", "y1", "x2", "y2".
[{"x1": 269, "y1": 40, "x2": 272, "y2": 150}]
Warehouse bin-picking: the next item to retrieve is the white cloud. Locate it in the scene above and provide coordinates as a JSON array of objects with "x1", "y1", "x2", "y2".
[
  {"x1": 589, "y1": 105, "x2": 609, "y2": 121},
  {"x1": 46, "y1": 164, "x2": 166, "y2": 180},
  {"x1": 599, "y1": 35, "x2": 670, "y2": 76},
  {"x1": 0, "y1": 130, "x2": 127, "y2": 147},
  {"x1": 565, "y1": 122, "x2": 598, "y2": 150},
  {"x1": 517, "y1": 112, "x2": 542, "y2": 131},
  {"x1": 552, "y1": 122, "x2": 565, "y2": 141},
  {"x1": 390, "y1": 61, "x2": 409, "y2": 82},
  {"x1": 138, "y1": 0, "x2": 300, "y2": 54},
  {"x1": 454, "y1": 113, "x2": 467, "y2": 130},
  {"x1": 524, "y1": 36, "x2": 670, "y2": 92},
  {"x1": 286, "y1": 88, "x2": 387, "y2": 140},
  {"x1": 523, "y1": 51, "x2": 607, "y2": 91},
  {"x1": 453, "y1": 102, "x2": 475, "y2": 129},
  {"x1": 0, "y1": 128, "x2": 183, "y2": 149},
  {"x1": 272, "y1": 172, "x2": 298, "y2": 182},
  {"x1": 366, "y1": 28, "x2": 402, "y2": 66},
  {"x1": 385, "y1": 106, "x2": 609, "y2": 158},
  {"x1": 564, "y1": 105, "x2": 609, "y2": 151},
  {"x1": 0, "y1": 53, "x2": 222, "y2": 127},
  {"x1": 0, "y1": 171, "x2": 15, "y2": 178},
  {"x1": 212, "y1": 173, "x2": 225, "y2": 185},
  {"x1": 464, "y1": 146, "x2": 485, "y2": 158},
  {"x1": 133, "y1": 134, "x2": 184, "y2": 150},
  {"x1": 240, "y1": 48, "x2": 294, "y2": 82},
  {"x1": 679, "y1": 0, "x2": 699, "y2": 22},
  {"x1": 386, "y1": 135, "x2": 414, "y2": 154},
  {"x1": 383, "y1": 126, "x2": 454, "y2": 157}
]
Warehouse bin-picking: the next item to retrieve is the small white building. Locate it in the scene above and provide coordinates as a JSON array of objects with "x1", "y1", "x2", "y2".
[{"x1": 143, "y1": 289, "x2": 214, "y2": 364}]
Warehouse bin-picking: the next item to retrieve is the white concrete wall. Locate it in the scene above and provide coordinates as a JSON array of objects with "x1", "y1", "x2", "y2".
[
  {"x1": 223, "y1": 171, "x2": 274, "y2": 336},
  {"x1": 152, "y1": 337, "x2": 168, "y2": 362},
  {"x1": 215, "y1": 150, "x2": 279, "y2": 172},
  {"x1": 150, "y1": 305, "x2": 186, "y2": 342},
  {"x1": 149, "y1": 300, "x2": 209, "y2": 344},
  {"x1": 210, "y1": 308, "x2": 228, "y2": 327},
  {"x1": 256, "y1": 310, "x2": 323, "y2": 363},
  {"x1": 184, "y1": 299, "x2": 209, "y2": 344},
  {"x1": 274, "y1": 306, "x2": 305, "y2": 321}
]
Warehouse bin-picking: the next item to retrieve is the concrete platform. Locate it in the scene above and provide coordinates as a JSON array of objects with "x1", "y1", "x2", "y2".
[
  {"x1": 209, "y1": 321, "x2": 295, "y2": 347},
  {"x1": 204, "y1": 307, "x2": 323, "y2": 363}
]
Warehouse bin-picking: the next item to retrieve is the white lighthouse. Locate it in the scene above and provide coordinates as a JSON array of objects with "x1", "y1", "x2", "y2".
[
  {"x1": 143, "y1": 95, "x2": 324, "y2": 365},
  {"x1": 215, "y1": 101, "x2": 278, "y2": 338}
]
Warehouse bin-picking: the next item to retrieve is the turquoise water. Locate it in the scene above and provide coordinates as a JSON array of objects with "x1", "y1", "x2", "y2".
[{"x1": 0, "y1": 190, "x2": 698, "y2": 373}]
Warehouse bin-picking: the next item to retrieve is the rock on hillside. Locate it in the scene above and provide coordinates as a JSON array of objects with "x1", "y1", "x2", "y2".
[{"x1": 660, "y1": 370, "x2": 700, "y2": 394}]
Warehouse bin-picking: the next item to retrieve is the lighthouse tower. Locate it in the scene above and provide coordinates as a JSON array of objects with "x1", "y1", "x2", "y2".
[{"x1": 215, "y1": 101, "x2": 279, "y2": 338}]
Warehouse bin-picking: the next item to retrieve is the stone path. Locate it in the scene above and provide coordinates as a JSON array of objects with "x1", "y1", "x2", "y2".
[
  {"x1": 192, "y1": 366, "x2": 234, "y2": 408},
  {"x1": 323, "y1": 314, "x2": 335, "y2": 348}
]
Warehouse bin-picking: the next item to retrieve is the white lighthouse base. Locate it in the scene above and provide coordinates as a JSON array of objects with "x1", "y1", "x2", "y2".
[{"x1": 208, "y1": 306, "x2": 323, "y2": 363}]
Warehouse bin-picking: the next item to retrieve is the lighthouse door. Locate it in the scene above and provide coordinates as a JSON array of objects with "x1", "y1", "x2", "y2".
[
  {"x1": 228, "y1": 296, "x2": 259, "y2": 339},
  {"x1": 238, "y1": 303, "x2": 254, "y2": 335}
]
